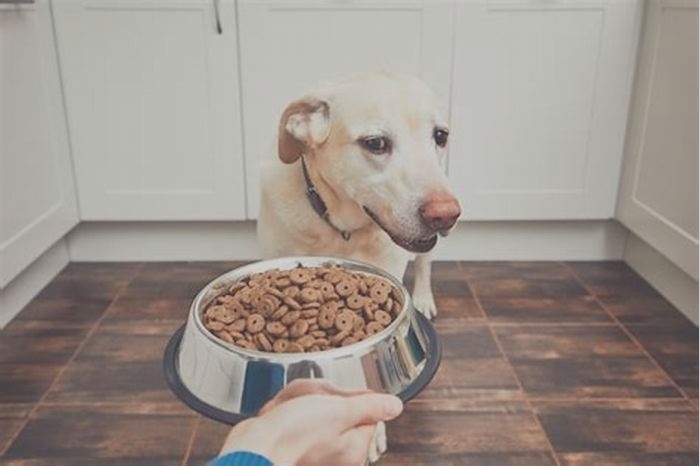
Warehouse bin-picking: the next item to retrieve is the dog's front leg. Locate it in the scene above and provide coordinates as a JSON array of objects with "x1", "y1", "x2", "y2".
[{"x1": 411, "y1": 252, "x2": 437, "y2": 319}]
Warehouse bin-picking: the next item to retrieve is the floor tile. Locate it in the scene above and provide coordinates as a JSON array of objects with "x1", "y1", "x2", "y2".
[
  {"x1": 0, "y1": 405, "x2": 32, "y2": 419},
  {"x1": 462, "y1": 262, "x2": 589, "y2": 300},
  {"x1": 35, "y1": 263, "x2": 140, "y2": 301},
  {"x1": 379, "y1": 452, "x2": 558, "y2": 465},
  {"x1": 386, "y1": 399, "x2": 551, "y2": 456},
  {"x1": 404, "y1": 262, "x2": 484, "y2": 320},
  {"x1": 102, "y1": 297, "x2": 192, "y2": 323},
  {"x1": 11, "y1": 298, "x2": 111, "y2": 327},
  {"x1": 479, "y1": 296, "x2": 612, "y2": 324},
  {"x1": 626, "y1": 323, "x2": 699, "y2": 400},
  {"x1": 600, "y1": 293, "x2": 694, "y2": 326},
  {"x1": 459, "y1": 262, "x2": 573, "y2": 280},
  {"x1": 566, "y1": 261, "x2": 660, "y2": 297},
  {"x1": 3, "y1": 404, "x2": 196, "y2": 463},
  {"x1": 556, "y1": 452, "x2": 699, "y2": 465},
  {"x1": 534, "y1": 399, "x2": 698, "y2": 463},
  {"x1": 434, "y1": 322, "x2": 503, "y2": 359},
  {"x1": 0, "y1": 458, "x2": 181, "y2": 465},
  {"x1": 434, "y1": 279, "x2": 480, "y2": 314},
  {"x1": 120, "y1": 261, "x2": 246, "y2": 300},
  {"x1": 72, "y1": 321, "x2": 182, "y2": 363},
  {"x1": 567, "y1": 262, "x2": 694, "y2": 326},
  {"x1": 186, "y1": 417, "x2": 231, "y2": 466},
  {"x1": 0, "y1": 323, "x2": 88, "y2": 365},
  {"x1": 44, "y1": 361, "x2": 184, "y2": 406},
  {"x1": 44, "y1": 322, "x2": 186, "y2": 408},
  {"x1": 0, "y1": 406, "x2": 27, "y2": 456},
  {"x1": 404, "y1": 261, "x2": 465, "y2": 281},
  {"x1": 1, "y1": 260, "x2": 696, "y2": 465},
  {"x1": 495, "y1": 326, "x2": 682, "y2": 398},
  {"x1": 421, "y1": 324, "x2": 521, "y2": 399},
  {"x1": 431, "y1": 296, "x2": 485, "y2": 321},
  {"x1": 0, "y1": 365, "x2": 60, "y2": 404}
]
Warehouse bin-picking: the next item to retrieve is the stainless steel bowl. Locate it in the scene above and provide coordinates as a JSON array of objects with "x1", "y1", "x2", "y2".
[{"x1": 163, "y1": 256, "x2": 441, "y2": 424}]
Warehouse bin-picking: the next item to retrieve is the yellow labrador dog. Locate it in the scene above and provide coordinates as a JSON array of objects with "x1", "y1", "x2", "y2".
[
  {"x1": 258, "y1": 71, "x2": 461, "y2": 317},
  {"x1": 257, "y1": 71, "x2": 460, "y2": 462}
]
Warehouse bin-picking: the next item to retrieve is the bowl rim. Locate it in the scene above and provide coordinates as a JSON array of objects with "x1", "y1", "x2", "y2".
[{"x1": 189, "y1": 256, "x2": 415, "y2": 361}]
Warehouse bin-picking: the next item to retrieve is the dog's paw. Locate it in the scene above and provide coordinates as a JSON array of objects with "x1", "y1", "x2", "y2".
[
  {"x1": 367, "y1": 421, "x2": 387, "y2": 464},
  {"x1": 412, "y1": 291, "x2": 437, "y2": 320}
]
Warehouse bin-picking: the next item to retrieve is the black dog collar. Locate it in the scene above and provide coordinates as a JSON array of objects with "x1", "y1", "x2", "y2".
[{"x1": 301, "y1": 156, "x2": 351, "y2": 241}]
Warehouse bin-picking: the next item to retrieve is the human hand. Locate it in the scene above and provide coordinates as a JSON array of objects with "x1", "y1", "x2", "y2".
[
  {"x1": 219, "y1": 379, "x2": 403, "y2": 466},
  {"x1": 260, "y1": 379, "x2": 389, "y2": 464}
]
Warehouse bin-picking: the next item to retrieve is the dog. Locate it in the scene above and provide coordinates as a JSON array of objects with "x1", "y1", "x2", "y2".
[
  {"x1": 256, "y1": 71, "x2": 461, "y2": 462},
  {"x1": 258, "y1": 70, "x2": 461, "y2": 316}
]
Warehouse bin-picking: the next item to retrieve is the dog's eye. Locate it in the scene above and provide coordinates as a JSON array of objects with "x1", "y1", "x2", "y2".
[
  {"x1": 360, "y1": 136, "x2": 391, "y2": 155},
  {"x1": 433, "y1": 128, "x2": 449, "y2": 148}
]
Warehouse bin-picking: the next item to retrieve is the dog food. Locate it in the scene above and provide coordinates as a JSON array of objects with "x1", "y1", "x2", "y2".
[{"x1": 202, "y1": 265, "x2": 403, "y2": 353}]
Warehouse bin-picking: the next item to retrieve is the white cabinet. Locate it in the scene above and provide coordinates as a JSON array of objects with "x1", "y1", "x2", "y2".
[
  {"x1": 0, "y1": 0, "x2": 79, "y2": 287},
  {"x1": 52, "y1": 0, "x2": 246, "y2": 220},
  {"x1": 449, "y1": 0, "x2": 642, "y2": 220},
  {"x1": 617, "y1": 0, "x2": 698, "y2": 279},
  {"x1": 237, "y1": 0, "x2": 454, "y2": 217}
]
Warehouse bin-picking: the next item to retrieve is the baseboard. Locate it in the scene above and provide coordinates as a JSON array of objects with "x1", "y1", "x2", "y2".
[
  {"x1": 624, "y1": 233, "x2": 699, "y2": 325},
  {"x1": 0, "y1": 239, "x2": 70, "y2": 328},
  {"x1": 66, "y1": 220, "x2": 628, "y2": 262}
]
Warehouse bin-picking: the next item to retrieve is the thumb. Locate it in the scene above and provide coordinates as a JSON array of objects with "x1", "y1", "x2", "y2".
[{"x1": 340, "y1": 393, "x2": 403, "y2": 428}]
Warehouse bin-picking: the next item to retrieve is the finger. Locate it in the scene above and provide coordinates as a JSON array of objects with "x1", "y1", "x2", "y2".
[
  {"x1": 300, "y1": 424, "x2": 376, "y2": 466},
  {"x1": 374, "y1": 421, "x2": 387, "y2": 454},
  {"x1": 342, "y1": 424, "x2": 377, "y2": 466},
  {"x1": 340, "y1": 393, "x2": 403, "y2": 428}
]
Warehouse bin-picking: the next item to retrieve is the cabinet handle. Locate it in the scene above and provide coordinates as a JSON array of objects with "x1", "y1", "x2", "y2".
[
  {"x1": 213, "y1": 0, "x2": 222, "y2": 34},
  {"x1": 0, "y1": 0, "x2": 35, "y2": 3}
]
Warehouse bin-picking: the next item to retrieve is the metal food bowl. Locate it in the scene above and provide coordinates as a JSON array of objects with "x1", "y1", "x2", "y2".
[{"x1": 163, "y1": 256, "x2": 441, "y2": 425}]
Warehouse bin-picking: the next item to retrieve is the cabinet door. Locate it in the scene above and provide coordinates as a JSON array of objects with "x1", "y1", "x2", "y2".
[
  {"x1": 238, "y1": 0, "x2": 453, "y2": 218},
  {"x1": 449, "y1": 0, "x2": 642, "y2": 219},
  {"x1": 0, "y1": 0, "x2": 79, "y2": 287},
  {"x1": 617, "y1": 0, "x2": 698, "y2": 279},
  {"x1": 53, "y1": 0, "x2": 246, "y2": 220}
]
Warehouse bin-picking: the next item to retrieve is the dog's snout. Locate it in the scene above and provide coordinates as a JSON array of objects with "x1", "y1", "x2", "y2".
[{"x1": 419, "y1": 192, "x2": 461, "y2": 232}]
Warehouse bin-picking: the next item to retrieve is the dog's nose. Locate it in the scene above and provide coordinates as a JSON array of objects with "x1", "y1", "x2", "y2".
[{"x1": 419, "y1": 191, "x2": 461, "y2": 232}]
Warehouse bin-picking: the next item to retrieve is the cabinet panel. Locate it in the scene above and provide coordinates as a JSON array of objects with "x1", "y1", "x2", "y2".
[
  {"x1": 617, "y1": 0, "x2": 698, "y2": 279},
  {"x1": 0, "y1": 0, "x2": 79, "y2": 287},
  {"x1": 238, "y1": 1, "x2": 453, "y2": 218},
  {"x1": 53, "y1": 0, "x2": 246, "y2": 220},
  {"x1": 450, "y1": 1, "x2": 641, "y2": 219}
]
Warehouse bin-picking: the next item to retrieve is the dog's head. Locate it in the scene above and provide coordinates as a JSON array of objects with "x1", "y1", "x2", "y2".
[{"x1": 277, "y1": 72, "x2": 461, "y2": 254}]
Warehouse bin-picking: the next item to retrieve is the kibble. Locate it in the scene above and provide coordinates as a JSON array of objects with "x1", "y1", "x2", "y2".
[{"x1": 202, "y1": 265, "x2": 403, "y2": 353}]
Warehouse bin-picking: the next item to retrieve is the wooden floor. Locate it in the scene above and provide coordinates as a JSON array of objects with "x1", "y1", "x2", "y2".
[{"x1": 0, "y1": 261, "x2": 697, "y2": 465}]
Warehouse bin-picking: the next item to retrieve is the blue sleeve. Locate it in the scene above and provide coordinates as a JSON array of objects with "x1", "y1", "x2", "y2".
[{"x1": 208, "y1": 451, "x2": 273, "y2": 466}]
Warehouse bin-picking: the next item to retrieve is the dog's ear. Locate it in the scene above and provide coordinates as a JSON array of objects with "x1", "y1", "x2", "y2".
[{"x1": 278, "y1": 97, "x2": 331, "y2": 164}]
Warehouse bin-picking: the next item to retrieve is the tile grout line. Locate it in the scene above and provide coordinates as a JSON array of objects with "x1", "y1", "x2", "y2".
[
  {"x1": 561, "y1": 262, "x2": 694, "y2": 408},
  {"x1": 0, "y1": 263, "x2": 147, "y2": 457},
  {"x1": 461, "y1": 274, "x2": 563, "y2": 466},
  {"x1": 181, "y1": 414, "x2": 202, "y2": 466}
]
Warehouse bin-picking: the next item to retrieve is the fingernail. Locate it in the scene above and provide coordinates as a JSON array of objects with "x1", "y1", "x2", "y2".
[{"x1": 384, "y1": 397, "x2": 403, "y2": 417}]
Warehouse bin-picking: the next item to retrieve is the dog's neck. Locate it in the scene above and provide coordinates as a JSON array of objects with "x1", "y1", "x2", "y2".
[{"x1": 300, "y1": 156, "x2": 370, "y2": 241}]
